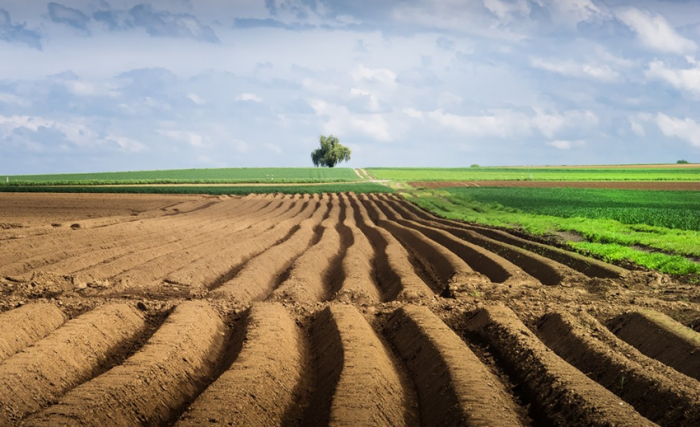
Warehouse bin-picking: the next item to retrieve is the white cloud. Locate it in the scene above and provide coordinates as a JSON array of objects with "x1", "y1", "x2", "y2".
[
  {"x1": 235, "y1": 93, "x2": 263, "y2": 102},
  {"x1": 531, "y1": 58, "x2": 620, "y2": 82},
  {"x1": 106, "y1": 136, "x2": 147, "y2": 153},
  {"x1": 427, "y1": 109, "x2": 530, "y2": 138},
  {"x1": 264, "y1": 142, "x2": 283, "y2": 154},
  {"x1": 532, "y1": 109, "x2": 599, "y2": 139},
  {"x1": 548, "y1": 139, "x2": 586, "y2": 150},
  {"x1": 424, "y1": 108, "x2": 598, "y2": 139},
  {"x1": 309, "y1": 99, "x2": 393, "y2": 142},
  {"x1": 350, "y1": 88, "x2": 381, "y2": 112},
  {"x1": 65, "y1": 80, "x2": 120, "y2": 98},
  {"x1": 0, "y1": 93, "x2": 31, "y2": 107},
  {"x1": 629, "y1": 118, "x2": 646, "y2": 137},
  {"x1": 351, "y1": 65, "x2": 397, "y2": 86},
  {"x1": 402, "y1": 108, "x2": 424, "y2": 119},
  {"x1": 187, "y1": 93, "x2": 207, "y2": 105},
  {"x1": 655, "y1": 113, "x2": 700, "y2": 147},
  {"x1": 484, "y1": 0, "x2": 530, "y2": 24},
  {"x1": 617, "y1": 8, "x2": 697, "y2": 54},
  {"x1": 230, "y1": 139, "x2": 249, "y2": 153},
  {"x1": 646, "y1": 60, "x2": 700, "y2": 97},
  {"x1": 158, "y1": 129, "x2": 206, "y2": 147},
  {"x1": 0, "y1": 115, "x2": 98, "y2": 146}
]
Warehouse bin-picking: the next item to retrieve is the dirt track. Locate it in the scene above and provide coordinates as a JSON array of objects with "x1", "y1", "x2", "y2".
[
  {"x1": 1, "y1": 192, "x2": 699, "y2": 426},
  {"x1": 411, "y1": 180, "x2": 700, "y2": 190}
]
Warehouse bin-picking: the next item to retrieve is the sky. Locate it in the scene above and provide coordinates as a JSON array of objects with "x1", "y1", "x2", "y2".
[{"x1": 1, "y1": 0, "x2": 700, "y2": 173}]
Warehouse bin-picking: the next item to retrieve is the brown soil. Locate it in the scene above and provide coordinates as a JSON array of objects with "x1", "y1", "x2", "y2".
[
  {"x1": 412, "y1": 180, "x2": 700, "y2": 190},
  {"x1": 0, "y1": 192, "x2": 699, "y2": 426}
]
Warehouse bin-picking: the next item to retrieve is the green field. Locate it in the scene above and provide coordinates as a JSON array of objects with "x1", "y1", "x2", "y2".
[
  {"x1": 445, "y1": 187, "x2": 700, "y2": 231},
  {"x1": 369, "y1": 166, "x2": 700, "y2": 181},
  {"x1": 0, "y1": 183, "x2": 392, "y2": 195},
  {"x1": 1, "y1": 167, "x2": 361, "y2": 185},
  {"x1": 404, "y1": 188, "x2": 700, "y2": 275}
]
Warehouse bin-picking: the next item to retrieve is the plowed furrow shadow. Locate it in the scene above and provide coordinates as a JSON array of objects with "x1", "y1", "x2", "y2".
[
  {"x1": 465, "y1": 305, "x2": 657, "y2": 427},
  {"x1": 538, "y1": 310, "x2": 700, "y2": 427},
  {"x1": 608, "y1": 310, "x2": 700, "y2": 382}
]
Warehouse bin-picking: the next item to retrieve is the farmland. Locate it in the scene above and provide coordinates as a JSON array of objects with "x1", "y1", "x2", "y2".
[
  {"x1": 368, "y1": 165, "x2": 700, "y2": 181},
  {"x1": 1, "y1": 192, "x2": 699, "y2": 427},
  {"x1": 0, "y1": 167, "x2": 361, "y2": 185},
  {"x1": 445, "y1": 187, "x2": 700, "y2": 231},
  {"x1": 404, "y1": 188, "x2": 700, "y2": 274},
  {"x1": 0, "y1": 182, "x2": 392, "y2": 195}
]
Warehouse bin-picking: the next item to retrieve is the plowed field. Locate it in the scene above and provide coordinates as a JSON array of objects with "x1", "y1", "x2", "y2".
[{"x1": 1, "y1": 192, "x2": 699, "y2": 427}]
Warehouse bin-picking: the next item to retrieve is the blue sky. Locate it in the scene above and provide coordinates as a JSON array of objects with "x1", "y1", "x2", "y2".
[{"x1": 1, "y1": 0, "x2": 700, "y2": 173}]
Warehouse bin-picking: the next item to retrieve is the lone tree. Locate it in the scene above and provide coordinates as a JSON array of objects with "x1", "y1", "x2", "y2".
[{"x1": 311, "y1": 135, "x2": 351, "y2": 167}]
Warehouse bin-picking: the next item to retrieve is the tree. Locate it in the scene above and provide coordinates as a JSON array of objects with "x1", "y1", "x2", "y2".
[
  {"x1": 677, "y1": 159, "x2": 689, "y2": 164},
  {"x1": 311, "y1": 135, "x2": 351, "y2": 167}
]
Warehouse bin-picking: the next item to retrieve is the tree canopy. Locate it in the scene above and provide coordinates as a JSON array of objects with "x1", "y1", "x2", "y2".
[{"x1": 311, "y1": 135, "x2": 351, "y2": 168}]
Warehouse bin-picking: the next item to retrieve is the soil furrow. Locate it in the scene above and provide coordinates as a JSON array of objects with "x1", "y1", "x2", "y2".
[
  {"x1": 0, "y1": 303, "x2": 66, "y2": 363},
  {"x1": 608, "y1": 310, "x2": 700, "y2": 382},
  {"x1": 465, "y1": 305, "x2": 657, "y2": 427},
  {"x1": 538, "y1": 310, "x2": 700, "y2": 427},
  {"x1": 388, "y1": 195, "x2": 627, "y2": 279},
  {"x1": 93, "y1": 196, "x2": 309, "y2": 293},
  {"x1": 0, "y1": 197, "x2": 273, "y2": 279},
  {"x1": 175, "y1": 303, "x2": 310, "y2": 427},
  {"x1": 377, "y1": 196, "x2": 548, "y2": 286},
  {"x1": 361, "y1": 196, "x2": 479, "y2": 294},
  {"x1": 158, "y1": 196, "x2": 316, "y2": 292},
  {"x1": 332, "y1": 197, "x2": 382, "y2": 304},
  {"x1": 386, "y1": 305, "x2": 525, "y2": 427},
  {"x1": 209, "y1": 197, "x2": 328, "y2": 303},
  {"x1": 24, "y1": 301, "x2": 225, "y2": 427},
  {"x1": 0, "y1": 304, "x2": 147, "y2": 426},
  {"x1": 347, "y1": 194, "x2": 434, "y2": 301},
  {"x1": 302, "y1": 304, "x2": 418, "y2": 427},
  {"x1": 269, "y1": 198, "x2": 343, "y2": 303}
]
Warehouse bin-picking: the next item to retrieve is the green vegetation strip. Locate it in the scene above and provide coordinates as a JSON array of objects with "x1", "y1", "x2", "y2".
[
  {"x1": 0, "y1": 183, "x2": 393, "y2": 195},
  {"x1": 446, "y1": 187, "x2": 700, "y2": 231},
  {"x1": 404, "y1": 189, "x2": 700, "y2": 275},
  {"x1": 1, "y1": 167, "x2": 361, "y2": 186},
  {"x1": 369, "y1": 167, "x2": 700, "y2": 181}
]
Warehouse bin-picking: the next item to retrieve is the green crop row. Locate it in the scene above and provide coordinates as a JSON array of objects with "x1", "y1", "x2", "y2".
[
  {"x1": 0, "y1": 183, "x2": 393, "y2": 195},
  {"x1": 368, "y1": 167, "x2": 700, "y2": 181},
  {"x1": 402, "y1": 189, "x2": 700, "y2": 275},
  {"x1": 444, "y1": 187, "x2": 700, "y2": 231},
  {"x1": 0, "y1": 167, "x2": 361, "y2": 185}
]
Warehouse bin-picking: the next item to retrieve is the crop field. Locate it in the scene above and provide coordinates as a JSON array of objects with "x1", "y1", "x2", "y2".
[
  {"x1": 444, "y1": 187, "x2": 700, "y2": 231},
  {"x1": 0, "y1": 182, "x2": 392, "y2": 195},
  {"x1": 1, "y1": 192, "x2": 699, "y2": 426},
  {"x1": 369, "y1": 166, "x2": 700, "y2": 181},
  {"x1": 0, "y1": 167, "x2": 361, "y2": 185}
]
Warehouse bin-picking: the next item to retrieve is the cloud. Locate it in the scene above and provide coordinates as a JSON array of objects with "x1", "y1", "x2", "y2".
[
  {"x1": 309, "y1": 99, "x2": 393, "y2": 142},
  {"x1": 92, "y1": 4, "x2": 219, "y2": 43},
  {"x1": 424, "y1": 108, "x2": 598, "y2": 139},
  {"x1": 0, "y1": 114, "x2": 98, "y2": 147},
  {"x1": 616, "y1": 8, "x2": 696, "y2": 54},
  {"x1": 158, "y1": 129, "x2": 206, "y2": 147},
  {"x1": 106, "y1": 136, "x2": 147, "y2": 153},
  {"x1": 48, "y1": 2, "x2": 90, "y2": 34},
  {"x1": 484, "y1": 0, "x2": 531, "y2": 24},
  {"x1": 0, "y1": 9, "x2": 42, "y2": 50},
  {"x1": 629, "y1": 117, "x2": 646, "y2": 137},
  {"x1": 351, "y1": 65, "x2": 397, "y2": 86},
  {"x1": 646, "y1": 60, "x2": 700, "y2": 97},
  {"x1": 187, "y1": 93, "x2": 206, "y2": 105},
  {"x1": 264, "y1": 142, "x2": 283, "y2": 154},
  {"x1": 655, "y1": 113, "x2": 700, "y2": 147},
  {"x1": 236, "y1": 93, "x2": 263, "y2": 103},
  {"x1": 548, "y1": 139, "x2": 586, "y2": 150},
  {"x1": 0, "y1": 93, "x2": 31, "y2": 108},
  {"x1": 531, "y1": 58, "x2": 620, "y2": 82}
]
